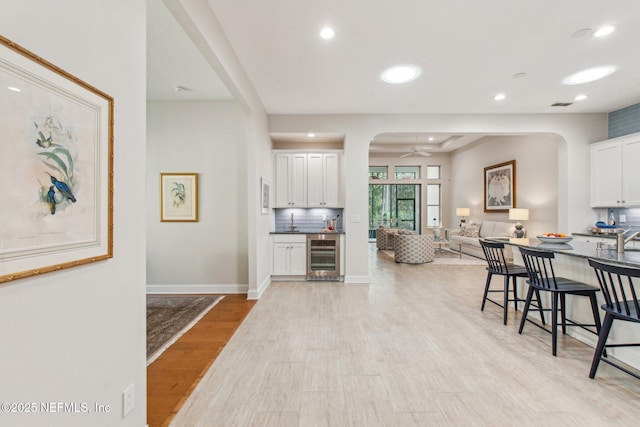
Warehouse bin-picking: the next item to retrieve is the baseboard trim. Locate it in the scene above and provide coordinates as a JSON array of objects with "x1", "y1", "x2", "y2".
[
  {"x1": 146, "y1": 284, "x2": 248, "y2": 294},
  {"x1": 247, "y1": 275, "x2": 271, "y2": 300},
  {"x1": 345, "y1": 275, "x2": 370, "y2": 284}
]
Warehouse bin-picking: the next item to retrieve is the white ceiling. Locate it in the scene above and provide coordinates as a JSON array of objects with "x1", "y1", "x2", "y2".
[
  {"x1": 147, "y1": 0, "x2": 232, "y2": 101},
  {"x1": 147, "y1": 0, "x2": 640, "y2": 150}
]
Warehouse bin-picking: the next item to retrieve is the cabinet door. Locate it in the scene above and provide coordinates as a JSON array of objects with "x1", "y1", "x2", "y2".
[
  {"x1": 273, "y1": 242, "x2": 290, "y2": 275},
  {"x1": 307, "y1": 153, "x2": 324, "y2": 207},
  {"x1": 275, "y1": 154, "x2": 291, "y2": 207},
  {"x1": 290, "y1": 154, "x2": 307, "y2": 207},
  {"x1": 591, "y1": 141, "x2": 622, "y2": 207},
  {"x1": 622, "y1": 138, "x2": 640, "y2": 206},
  {"x1": 288, "y1": 242, "x2": 307, "y2": 275},
  {"x1": 323, "y1": 153, "x2": 341, "y2": 207}
]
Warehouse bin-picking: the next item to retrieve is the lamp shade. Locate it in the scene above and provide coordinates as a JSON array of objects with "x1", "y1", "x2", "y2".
[
  {"x1": 456, "y1": 207, "x2": 470, "y2": 217},
  {"x1": 509, "y1": 208, "x2": 529, "y2": 221}
]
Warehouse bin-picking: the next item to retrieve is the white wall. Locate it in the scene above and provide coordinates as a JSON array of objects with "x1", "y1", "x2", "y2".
[
  {"x1": 165, "y1": 0, "x2": 274, "y2": 299},
  {"x1": 269, "y1": 113, "x2": 608, "y2": 283},
  {"x1": 451, "y1": 134, "x2": 561, "y2": 237},
  {"x1": 163, "y1": 0, "x2": 273, "y2": 299},
  {"x1": 146, "y1": 101, "x2": 248, "y2": 293},
  {"x1": 0, "y1": 2, "x2": 146, "y2": 426}
]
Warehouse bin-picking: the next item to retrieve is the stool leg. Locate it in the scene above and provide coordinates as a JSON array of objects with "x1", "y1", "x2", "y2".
[
  {"x1": 588, "y1": 293, "x2": 606, "y2": 358},
  {"x1": 560, "y1": 293, "x2": 567, "y2": 335},
  {"x1": 503, "y1": 275, "x2": 509, "y2": 325},
  {"x1": 535, "y1": 290, "x2": 546, "y2": 325},
  {"x1": 589, "y1": 313, "x2": 614, "y2": 379},
  {"x1": 519, "y1": 286, "x2": 535, "y2": 334},
  {"x1": 551, "y1": 292, "x2": 559, "y2": 356},
  {"x1": 589, "y1": 293, "x2": 602, "y2": 335},
  {"x1": 512, "y1": 276, "x2": 519, "y2": 312},
  {"x1": 481, "y1": 272, "x2": 492, "y2": 311}
]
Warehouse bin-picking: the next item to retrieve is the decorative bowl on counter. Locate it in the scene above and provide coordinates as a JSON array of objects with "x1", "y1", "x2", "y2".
[{"x1": 536, "y1": 235, "x2": 573, "y2": 243}]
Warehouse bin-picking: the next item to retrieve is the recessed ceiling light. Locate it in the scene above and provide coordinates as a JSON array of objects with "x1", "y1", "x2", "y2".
[
  {"x1": 574, "y1": 94, "x2": 588, "y2": 101},
  {"x1": 320, "y1": 27, "x2": 335, "y2": 39},
  {"x1": 7, "y1": 86, "x2": 21, "y2": 92},
  {"x1": 381, "y1": 65, "x2": 421, "y2": 84},
  {"x1": 593, "y1": 25, "x2": 615, "y2": 37},
  {"x1": 307, "y1": 132, "x2": 316, "y2": 138},
  {"x1": 428, "y1": 137, "x2": 434, "y2": 141},
  {"x1": 494, "y1": 93, "x2": 506, "y2": 101},
  {"x1": 563, "y1": 66, "x2": 616, "y2": 85},
  {"x1": 174, "y1": 85, "x2": 192, "y2": 92}
]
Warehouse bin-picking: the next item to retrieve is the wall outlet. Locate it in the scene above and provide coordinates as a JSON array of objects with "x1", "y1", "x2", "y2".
[
  {"x1": 620, "y1": 214, "x2": 627, "y2": 223},
  {"x1": 322, "y1": 214, "x2": 327, "y2": 221},
  {"x1": 123, "y1": 383, "x2": 135, "y2": 418}
]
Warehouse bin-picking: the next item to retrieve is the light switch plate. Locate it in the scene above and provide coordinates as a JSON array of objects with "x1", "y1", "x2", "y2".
[
  {"x1": 123, "y1": 383, "x2": 135, "y2": 418},
  {"x1": 350, "y1": 215, "x2": 361, "y2": 223}
]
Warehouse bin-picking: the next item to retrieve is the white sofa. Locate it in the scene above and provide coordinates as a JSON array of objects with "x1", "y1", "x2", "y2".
[{"x1": 447, "y1": 221, "x2": 517, "y2": 259}]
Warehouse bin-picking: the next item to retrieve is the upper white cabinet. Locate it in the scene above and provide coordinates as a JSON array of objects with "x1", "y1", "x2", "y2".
[
  {"x1": 307, "y1": 153, "x2": 341, "y2": 207},
  {"x1": 275, "y1": 153, "x2": 307, "y2": 207},
  {"x1": 275, "y1": 151, "x2": 342, "y2": 208},
  {"x1": 591, "y1": 132, "x2": 640, "y2": 207}
]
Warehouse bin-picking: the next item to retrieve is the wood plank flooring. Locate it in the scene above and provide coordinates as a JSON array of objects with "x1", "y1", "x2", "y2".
[
  {"x1": 147, "y1": 294, "x2": 256, "y2": 427},
  {"x1": 168, "y1": 244, "x2": 640, "y2": 426}
]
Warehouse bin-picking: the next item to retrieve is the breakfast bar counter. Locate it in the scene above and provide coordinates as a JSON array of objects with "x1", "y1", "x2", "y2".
[
  {"x1": 496, "y1": 237, "x2": 640, "y2": 267},
  {"x1": 493, "y1": 237, "x2": 640, "y2": 372}
]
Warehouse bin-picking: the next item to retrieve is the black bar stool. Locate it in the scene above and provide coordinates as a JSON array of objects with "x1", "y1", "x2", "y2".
[
  {"x1": 588, "y1": 258, "x2": 640, "y2": 380},
  {"x1": 479, "y1": 239, "x2": 532, "y2": 325},
  {"x1": 518, "y1": 246, "x2": 602, "y2": 356}
]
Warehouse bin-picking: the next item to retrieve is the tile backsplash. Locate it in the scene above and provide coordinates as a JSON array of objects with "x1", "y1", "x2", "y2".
[
  {"x1": 274, "y1": 208, "x2": 343, "y2": 232},
  {"x1": 599, "y1": 207, "x2": 640, "y2": 232}
]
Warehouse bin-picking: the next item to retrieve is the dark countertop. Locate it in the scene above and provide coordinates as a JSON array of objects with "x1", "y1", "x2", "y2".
[
  {"x1": 573, "y1": 231, "x2": 640, "y2": 240},
  {"x1": 493, "y1": 237, "x2": 640, "y2": 267},
  {"x1": 270, "y1": 231, "x2": 345, "y2": 234}
]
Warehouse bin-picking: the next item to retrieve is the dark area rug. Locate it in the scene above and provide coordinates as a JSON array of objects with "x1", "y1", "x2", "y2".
[{"x1": 147, "y1": 295, "x2": 223, "y2": 365}]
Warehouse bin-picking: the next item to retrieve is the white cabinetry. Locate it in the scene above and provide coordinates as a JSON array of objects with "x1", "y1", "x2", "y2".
[
  {"x1": 275, "y1": 153, "x2": 307, "y2": 207},
  {"x1": 591, "y1": 132, "x2": 640, "y2": 207},
  {"x1": 274, "y1": 151, "x2": 342, "y2": 208},
  {"x1": 307, "y1": 153, "x2": 341, "y2": 207},
  {"x1": 272, "y1": 234, "x2": 306, "y2": 275}
]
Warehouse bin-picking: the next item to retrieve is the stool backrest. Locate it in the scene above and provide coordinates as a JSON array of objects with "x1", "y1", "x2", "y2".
[
  {"x1": 519, "y1": 246, "x2": 559, "y2": 290},
  {"x1": 589, "y1": 258, "x2": 640, "y2": 320},
  {"x1": 480, "y1": 239, "x2": 511, "y2": 274}
]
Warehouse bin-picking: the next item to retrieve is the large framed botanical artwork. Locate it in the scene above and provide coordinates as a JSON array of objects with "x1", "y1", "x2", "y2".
[
  {"x1": 484, "y1": 160, "x2": 516, "y2": 213},
  {"x1": 0, "y1": 36, "x2": 114, "y2": 284}
]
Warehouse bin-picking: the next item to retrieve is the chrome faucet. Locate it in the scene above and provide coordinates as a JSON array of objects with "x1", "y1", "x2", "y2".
[
  {"x1": 290, "y1": 213, "x2": 296, "y2": 232},
  {"x1": 615, "y1": 229, "x2": 640, "y2": 253}
]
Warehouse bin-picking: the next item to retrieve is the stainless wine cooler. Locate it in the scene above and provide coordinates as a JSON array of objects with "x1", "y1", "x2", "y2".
[{"x1": 306, "y1": 234, "x2": 340, "y2": 280}]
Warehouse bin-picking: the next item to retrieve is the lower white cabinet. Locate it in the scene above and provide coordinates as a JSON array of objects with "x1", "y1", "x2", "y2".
[{"x1": 272, "y1": 234, "x2": 306, "y2": 275}]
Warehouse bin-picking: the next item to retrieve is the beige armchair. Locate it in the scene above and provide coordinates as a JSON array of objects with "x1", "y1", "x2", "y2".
[
  {"x1": 376, "y1": 226, "x2": 403, "y2": 250},
  {"x1": 394, "y1": 232, "x2": 435, "y2": 264}
]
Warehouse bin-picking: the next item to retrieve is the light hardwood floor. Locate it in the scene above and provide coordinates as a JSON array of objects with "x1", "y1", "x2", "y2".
[
  {"x1": 170, "y1": 243, "x2": 640, "y2": 426},
  {"x1": 147, "y1": 295, "x2": 256, "y2": 427}
]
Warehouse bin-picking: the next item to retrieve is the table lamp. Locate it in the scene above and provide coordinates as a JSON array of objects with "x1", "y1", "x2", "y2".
[
  {"x1": 456, "y1": 207, "x2": 470, "y2": 228},
  {"x1": 509, "y1": 208, "x2": 529, "y2": 238}
]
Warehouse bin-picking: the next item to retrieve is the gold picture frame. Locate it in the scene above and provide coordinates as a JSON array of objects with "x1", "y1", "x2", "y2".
[
  {"x1": 0, "y1": 36, "x2": 114, "y2": 284},
  {"x1": 484, "y1": 160, "x2": 516, "y2": 213},
  {"x1": 160, "y1": 173, "x2": 199, "y2": 222}
]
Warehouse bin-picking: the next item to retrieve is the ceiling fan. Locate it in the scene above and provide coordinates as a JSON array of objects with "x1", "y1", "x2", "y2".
[{"x1": 400, "y1": 146, "x2": 432, "y2": 157}]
